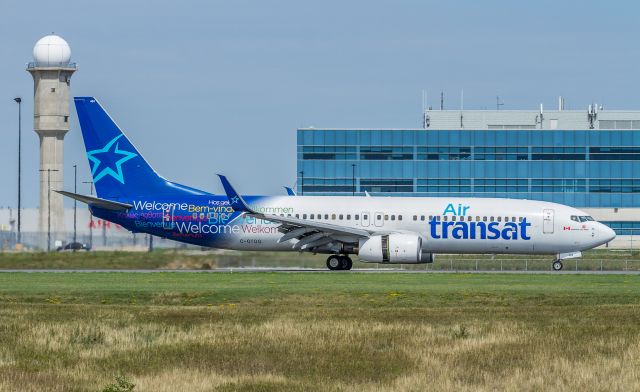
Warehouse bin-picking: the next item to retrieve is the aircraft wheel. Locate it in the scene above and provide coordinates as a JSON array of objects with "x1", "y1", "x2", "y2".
[
  {"x1": 327, "y1": 255, "x2": 342, "y2": 271},
  {"x1": 552, "y1": 260, "x2": 563, "y2": 271},
  {"x1": 340, "y1": 256, "x2": 353, "y2": 271}
]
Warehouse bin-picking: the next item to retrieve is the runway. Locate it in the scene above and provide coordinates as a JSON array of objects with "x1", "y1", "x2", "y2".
[{"x1": 0, "y1": 268, "x2": 639, "y2": 274}]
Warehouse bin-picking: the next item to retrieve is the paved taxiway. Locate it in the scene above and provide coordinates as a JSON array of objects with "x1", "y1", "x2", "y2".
[{"x1": 0, "y1": 268, "x2": 639, "y2": 274}]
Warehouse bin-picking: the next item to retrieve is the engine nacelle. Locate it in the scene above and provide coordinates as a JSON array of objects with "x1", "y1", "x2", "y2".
[{"x1": 358, "y1": 234, "x2": 434, "y2": 264}]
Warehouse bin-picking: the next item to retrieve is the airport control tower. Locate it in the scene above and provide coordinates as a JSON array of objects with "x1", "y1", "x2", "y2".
[{"x1": 27, "y1": 35, "x2": 77, "y2": 240}]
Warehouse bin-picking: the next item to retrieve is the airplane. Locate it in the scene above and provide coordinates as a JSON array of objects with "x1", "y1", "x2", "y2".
[{"x1": 59, "y1": 97, "x2": 616, "y2": 271}]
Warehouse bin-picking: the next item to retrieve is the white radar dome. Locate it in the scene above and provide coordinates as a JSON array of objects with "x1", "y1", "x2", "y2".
[{"x1": 32, "y1": 35, "x2": 71, "y2": 66}]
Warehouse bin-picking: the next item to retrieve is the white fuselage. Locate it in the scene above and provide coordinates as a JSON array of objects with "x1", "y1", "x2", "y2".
[{"x1": 211, "y1": 196, "x2": 615, "y2": 255}]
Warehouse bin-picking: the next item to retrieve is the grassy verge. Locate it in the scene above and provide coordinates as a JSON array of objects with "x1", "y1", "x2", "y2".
[{"x1": 0, "y1": 272, "x2": 639, "y2": 391}]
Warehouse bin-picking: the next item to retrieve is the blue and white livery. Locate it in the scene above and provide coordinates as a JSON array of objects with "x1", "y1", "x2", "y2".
[{"x1": 59, "y1": 97, "x2": 616, "y2": 271}]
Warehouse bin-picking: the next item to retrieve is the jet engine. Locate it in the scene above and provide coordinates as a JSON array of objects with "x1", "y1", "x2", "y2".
[{"x1": 358, "y1": 234, "x2": 434, "y2": 263}]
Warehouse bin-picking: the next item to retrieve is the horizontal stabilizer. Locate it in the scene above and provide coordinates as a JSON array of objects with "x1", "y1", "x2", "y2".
[{"x1": 56, "y1": 190, "x2": 133, "y2": 211}]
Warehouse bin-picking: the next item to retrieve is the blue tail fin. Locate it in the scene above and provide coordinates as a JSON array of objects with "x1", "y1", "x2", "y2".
[{"x1": 74, "y1": 97, "x2": 206, "y2": 200}]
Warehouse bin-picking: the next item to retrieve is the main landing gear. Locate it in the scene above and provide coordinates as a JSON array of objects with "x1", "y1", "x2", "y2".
[
  {"x1": 326, "y1": 255, "x2": 353, "y2": 271},
  {"x1": 552, "y1": 260, "x2": 563, "y2": 271}
]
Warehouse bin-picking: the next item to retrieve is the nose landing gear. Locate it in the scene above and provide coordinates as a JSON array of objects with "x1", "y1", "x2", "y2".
[
  {"x1": 326, "y1": 255, "x2": 353, "y2": 271},
  {"x1": 552, "y1": 260, "x2": 563, "y2": 271}
]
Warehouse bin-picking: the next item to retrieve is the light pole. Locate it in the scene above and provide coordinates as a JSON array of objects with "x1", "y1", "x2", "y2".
[
  {"x1": 82, "y1": 180, "x2": 94, "y2": 249},
  {"x1": 299, "y1": 171, "x2": 304, "y2": 196},
  {"x1": 351, "y1": 164, "x2": 356, "y2": 196},
  {"x1": 13, "y1": 97, "x2": 22, "y2": 244},
  {"x1": 73, "y1": 165, "x2": 77, "y2": 245},
  {"x1": 40, "y1": 168, "x2": 59, "y2": 251}
]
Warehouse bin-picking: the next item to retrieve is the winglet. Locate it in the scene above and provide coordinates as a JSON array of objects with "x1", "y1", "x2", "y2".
[
  {"x1": 217, "y1": 174, "x2": 255, "y2": 213},
  {"x1": 284, "y1": 186, "x2": 296, "y2": 196}
]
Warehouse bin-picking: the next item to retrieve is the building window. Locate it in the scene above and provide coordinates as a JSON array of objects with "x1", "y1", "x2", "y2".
[
  {"x1": 360, "y1": 146, "x2": 413, "y2": 160},
  {"x1": 417, "y1": 179, "x2": 471, "y2": 193},
  {"x1": 531, "y1": 147, "x2": 585, "y2": 160},
  {"x1": 474, "y1": 147, "x2": 528, "y2": 161},
  {"x1": 301, "y1": 178, "x2": 355, "y2": 194},
  {"x1": 601, "y1": 221, "x2": 640, "y2": 235},
  {"x1": 531, "y1": 179, "x2": 586, "y2": 193},
  {"x1": 360, "y1": 179, "x2": 413, "y2": 193},
  {"x1": 475, "y1": 179, "x2": 528, "y2": 193},
  {"x1": 301, "y1": 146, "x2": 357, "y2": 160},
  {"x1": 417, "y1": 146, "x2": 471, "y2": 160},
  {"x1": 589, "y1": 147, "x2": 640, "y2": 160}
]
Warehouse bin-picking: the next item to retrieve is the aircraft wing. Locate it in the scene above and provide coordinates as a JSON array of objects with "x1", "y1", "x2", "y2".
[
  {"x1": 56, "y1": 190, "x2": 133, "y2": 211},
  {"x1": 218, "y1": 175, "x2": 370, "y2": 250}
]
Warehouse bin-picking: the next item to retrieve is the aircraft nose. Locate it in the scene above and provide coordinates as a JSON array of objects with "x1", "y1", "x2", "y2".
[{"x1": 600, "y1": 224, "x2": 616, "y2": 244}]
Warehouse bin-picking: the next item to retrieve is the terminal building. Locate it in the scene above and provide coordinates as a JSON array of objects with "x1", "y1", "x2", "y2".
[{"x1": 297, "y1": 104, "x2": 640, "y2": 248}]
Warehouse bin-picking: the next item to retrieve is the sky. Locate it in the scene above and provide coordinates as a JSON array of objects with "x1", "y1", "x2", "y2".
[{"x1": 1, "y1": 0, "x2": 640, "y2": 207}]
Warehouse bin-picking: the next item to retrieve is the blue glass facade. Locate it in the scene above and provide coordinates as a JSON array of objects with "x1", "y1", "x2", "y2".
[{"x1": 297, "y1": 129, "x2": 640, "y2": 208}]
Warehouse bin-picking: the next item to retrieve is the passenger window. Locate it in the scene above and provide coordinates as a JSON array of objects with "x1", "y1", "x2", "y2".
[
  {"x1": 332, "y1": 214, "x2": 336, "y2": 220},
  {"x1": 512, "y1": 217, "x2": 516, "y2": 222},
  {"x1": 398, "y1": 215, "x2": 402, "y2": 221},
  {"x1": 483, "y1": 216, "x2": 487, "y2": 222},
  {"x1": 287, "y1": 214, "x2": 291, "y2": 217},
  {"x1": 391, "y1": 215, "x2": 396, "y2": 221},
  {"x1": 443, "y1": 216, "x2": 448, "y2": 221},
  {"x1": 376, "y1": 214, "x2": 381, "y2": 220},
  {"x1": 476, "y1": 216, "x2": 480, "y2": 222},
  {"x1": 436, "y1": 216, "x2": 441, "y2": 221},
  {"x1": 497, "y1": 217, "x2": 502, "y2": 222},
  {"x1": 519, "y1": 217, "x2": 523, "y2": 222},
  {"x1": 347, "y1": 214, "x2": 351, "y2": 220},
  {"x1": 296, "y1": 214, "x2": 299, "y2": 218},
  {"x1": 413, "y1": 215, "x2": 417, "y2": 221},
  {"x1": 309, "y1": 214, "x2": 314, "y2": 219},
  {"x1": 452, "y1": 216, "x2": 457, "y2": 222},
  {"x1": 490, "y1": 216, "x2": 494, "y2": 222},
  {"x1": 384, "y1": 215, "x2": 389, "y2": 221},
  {"x1": 355, "y1": 214, "x2": 359, "y2": 220},
  {"x1": 339, "y1": 214, "x2": 343, "y2": 220},
  {"x1": 303, "y1": 214, "x2": 307, "y2": 219},
  {"x1": 468, "y1": 216, "x2": 472, "y2": 222},
  {"x1": 423, "y1": 216, "x2": 428, "y2": 221},
  {"x1": 325, "y1": 214, "x2": 329, "y2": 220}
]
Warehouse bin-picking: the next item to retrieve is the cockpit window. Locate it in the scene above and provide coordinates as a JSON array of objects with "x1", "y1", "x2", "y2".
[
  {"x1": 570, "y1": 215, "x2": 579, "y2": 222},
  {"x1": 578, "y1": 216, "x2": 595, "y2": 222},
  {"x1": 584, "y1": 216, "x2": 594, "y2": 221}
]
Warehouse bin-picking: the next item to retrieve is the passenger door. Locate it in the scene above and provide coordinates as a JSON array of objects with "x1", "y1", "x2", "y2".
[{"x1": 543, "y1": 209, "x2": 554, "y2": 234}]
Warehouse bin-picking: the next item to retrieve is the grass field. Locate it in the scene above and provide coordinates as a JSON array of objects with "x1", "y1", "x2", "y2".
[{"x1": 0, "y1": 272, "x2": 639, "y2": 391}]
